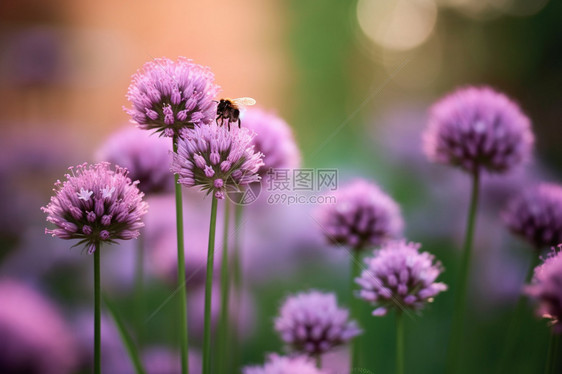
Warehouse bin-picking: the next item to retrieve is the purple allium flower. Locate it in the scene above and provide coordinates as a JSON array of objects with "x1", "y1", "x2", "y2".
[
  {"x1": 0, "y1": 279, "x2": 78, "y2": 374},
  {"x1": 525, "y1": 248, "x2": 562, "y2": 333},
  {"x1": 171, "y1": 124, "x2": 264, "y2": 199},
  {"x1": 242, "y1": 108, "x2": 301, "y2": 177},
  {"x1": 423, "y1": 86, "x2": 534, "y2": 174},
  {"x1": 502, "y1": 183, "x2": 562, "y2": 250},
  {"x1": 125, "y1": 57, "x2": 220, "y2": 137},
  {"x1": 356, "y1": 240, "x2": 447, "y2": 316},
  {"x1": 274, "y1": 290, "x2": 361, "y2": 356},
  {"x1": 96, "y1": 127, "x2": 174, "y2": 195},
  {"x1": 315, "y1": 179, "x2": 403, "y2": 250},
  {"x1": 243, "y1": 354, "x2": 327, "y2": 374},
  {"x1": 42, "y1": 162, "x2": 148, "y2": 254}
]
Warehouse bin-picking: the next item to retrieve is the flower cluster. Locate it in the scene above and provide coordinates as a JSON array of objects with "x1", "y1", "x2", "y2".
[
  {"x1": 96, "y1": 127, "x2": 174, "y2": 195},
  {"x1": 125, "y1": 57, "x2": 220, "y2": 137},
  {"x1": 42, "y1": 162, "x2": 148, "y2": 253},
  {"x1": 356, "y1": 240, "x2": 447, "y2": 316},
  {"x1": 274, "y1": 290, "x2": 361, "y2": 356},
  {"x1": 525, "y1": 248, "x2": 562, "y2": 333},
  {"x1": 316, "y1": 179, "x2": 403, "y2": 250},
  {"x1": 243, "y1": 354, "x2": 326, "y2": 374},
  {"x1": 502, "y1": 183, "x2": 562, "y2": 250},
  {"x1": 423, "y1": 86, "x2": 534, "y2": 174},
  {"x1": 242, "y1": 108, "x2": 301, "y2": 177},
  {"x1": 170, "y1": 124, "x2": 264, "y2": 199}
]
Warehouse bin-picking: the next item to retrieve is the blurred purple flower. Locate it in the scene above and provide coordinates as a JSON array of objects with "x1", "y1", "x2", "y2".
[
  {"x1": 171, "y1": 124, "x2": 264, "y2": 199},
  {"x1": 274, "y1": 290, "x2": 361, "y2": 356},
  {"x1": 243, "y1": 354, "x2": 327, "y2": 374},
  {"x1": 315, "y1": 179, "x2": 403, "y2": 250},
  {"x1": 42, "y1": 162, "x2": 148, "y2": 254},
  {"x1": 525, "y1": 248, "x2": 562, "y2": 333},
  {"x1": 242, "y1": 108, "x2": 301, "y2": 177},
  {"x1": 96, "y1": 127, "x2": 174, "y2": 195},
  {"x1": 0, "y1": 26, "x2": 66, "y2": 87},
  {"x1": 502, "y1": 183, "x2": 562, "y2": 250},
  {"x1": 0, "y1": 279, "x2": 78, "y2": 374},
  {"x1": 109, "y1": 346, "x2": 202, "y2": 374},
  {"x1": 125, "y1": 57, "x2": 219, "y2": 137},
  {"x1": 423, "y1": 86, "x2": 534, "y2": 174},
  {"x1": 356, "y1": 240, "x2": 447, "y2": 316}
]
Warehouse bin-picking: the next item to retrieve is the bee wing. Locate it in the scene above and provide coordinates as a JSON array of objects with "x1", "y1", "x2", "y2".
[{"x1": 232, "y1": 97, "x2": 256, "y2": 106}]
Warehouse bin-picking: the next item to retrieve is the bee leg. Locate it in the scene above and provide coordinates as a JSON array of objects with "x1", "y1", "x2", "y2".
[{"x1": 237, "y1": 118, "x2": 241, "y2": 128}]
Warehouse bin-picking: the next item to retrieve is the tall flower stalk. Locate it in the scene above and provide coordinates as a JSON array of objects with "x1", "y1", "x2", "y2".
[
  {"x1": 316, "y1": 178, "x2": 403, "y2": 371},
  {"x1": 94, "y1": 243, "x2": 101, "y2": 374},
  {"x1": 446, "y1": 169, "x2": 480, "y2": 373},
  {"x1": 171, "y1": 123, "x2": 263, "y2": 374},
  {"x1": 125, "y1": 57, "x2": 220, "y2": 374},
  {"x1": 173, "y1": 135, "x2": 189, "y2": 374},
  {"x1": 203, "y1": 196, "x2": 218, "y2": 374},
  {"x1": 42, "y1": 162, "x2": 147, "y2": 374},
  {"x1": 356, "y1": 240, "x2": 447, "y2": 374},
  {"x1": 218, "y1": 200, "x2": 231, "y2": 374},
  {"x1": 423, "y1": 86, "x2": 534, "y2": 373}
]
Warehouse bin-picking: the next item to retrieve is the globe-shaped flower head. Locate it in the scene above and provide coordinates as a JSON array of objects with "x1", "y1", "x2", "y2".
[
  {"x1": 243, "y1": 354, "x2": 326, "y2": 374},
  {"x1": 42, "y1": 162, "x2": 148, "y2": 254},
  {"x1": 242, "y1": 108, "x2": 301, "y2": 178},
  {"x1": 525, "y1": 248, "x2": 562, "y2": 333},
  {"x1": 502, "y1": 183, "x2": 562, "y2": 250},
  {"x1": 170, "y1": 124, "x2": 264, "y2": 200},
  {"x1": 316, "y1": 179, "x2": 403, "y2": 250},
  {"x1": 97, "y1": 127, "x2": 174, "y2": 195},
  {"x1": 356, "y1": 240, "x2": 447, "y2": 316},
  {"x1": 274, "y1": 290, "x2": 361, "y2": 356},
  {"x1": 423, "y1": 86, "x2": 534, "y2": 174},
  {"x1": 125, "y1": 57, "x2": 220, "y2": 137}
]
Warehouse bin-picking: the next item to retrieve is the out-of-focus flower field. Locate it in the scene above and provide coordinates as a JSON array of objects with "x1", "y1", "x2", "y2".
[{"x1": 1, "y1": 1, "x2": 562, "y2": 373}]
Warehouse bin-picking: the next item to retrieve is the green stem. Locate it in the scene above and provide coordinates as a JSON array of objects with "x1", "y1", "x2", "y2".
[
  {"x1": 396, "y1": 312, "x2": 404, "y2": 374},
  {"x1": 203, "y1": 196, "x2": 219, "y2": 374},
  {"x1": 173, "y1": 136, "x2": 190, "y2": 374},
  {"x1": 134, "y1": 234, "x2": 145, "y2": 347},
  {"x1": 446, "y1": 169, "x2": 480, "y2": 374},
  {"x1": 94, "y1": 243, "x2": 101, "y2": 374},
  {"x1": 104, "y1": 295, "x2": 146, "y2": 374},
  {"x1": 316, "y1": 354, "x2": 322, "y2": 369},
  {"x1": 231, "y1": 204, "x2": 244, "y2": 372},
  {"x1": 350, "y1": 251, "x2": 362, "y2": 372},
  {"x1": 218, "y1": 200, "x2": 231, "y2": 374},
  {"x1": 496, "y1": 254, "x2": 541, "y2": 374},
  {"x1": 545, "y1": 332, "x2": 556, "y2": 374}
]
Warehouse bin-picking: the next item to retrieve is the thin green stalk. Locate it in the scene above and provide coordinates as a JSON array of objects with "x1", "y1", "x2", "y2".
[
  {"x1": 218, "y1": 200, "x2": 231, "y2": 374},
  {"x1": 104, "y1": 295, "x2": 147, "y2": 374},
  {"x1": 350, "y1": 251, "x2": 362, "y2": 372},
  {"x1": 545, "y1": 332, "x2": 556, "y2": 374},
  {"x1": 134, "y1": 234, "x2": 145, "y2": 346},
  {"x1": 396, "y1": 312, "x2": 404, "y2": 374},
  {"x1": 94, "y1": 243, "x2": 101, "y2": 374},
  {"x1": 203, "y1": 196, "x2": 219, "y2": 374},
  {"x1": 316, "y1": 354, "x2": 322, "y2": 369},
  {"x1": 496, "y1": 254, "x2": 541, "y2": 374},
  {"x1": 173, "y1": 136, "x2": 189, "y2": 374},
  {"x1": 231, "y1": 204, "x2": 244, "y2": 372},
  {"x1": 446, "y1": 169, "x2": 480, "y2": 374}
]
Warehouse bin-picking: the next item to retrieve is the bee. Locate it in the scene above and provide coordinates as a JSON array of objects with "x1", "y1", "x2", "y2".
[{"x1": 215, "y1": 97, "x2": 256, "y2": 129}]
